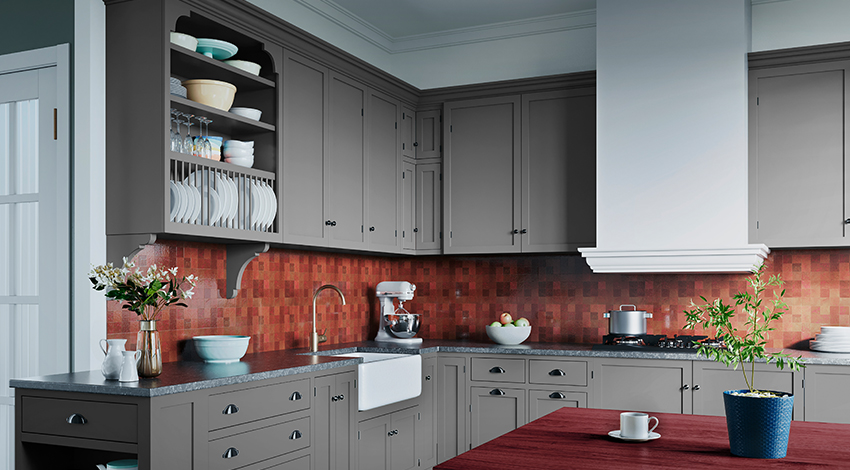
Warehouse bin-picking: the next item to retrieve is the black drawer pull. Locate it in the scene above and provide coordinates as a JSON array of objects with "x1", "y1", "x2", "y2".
[
  {"x1": 290, "y1": 430, "x2": 302, "y2": 440},
  {"x1": 223, "y1": 404, "x2": 239, "y2": 415},
  {"x1": 549, "y1": 369, "x2": 566, "y2": 377},
  {"x1": 490, "y1": 388, "x2": 505, "y2": 396},
  {"x1": 549, "y1": 392, "x2": 566, "y2": 399},
  {"x1": 222, "y1": 447, "x2": 239, "y2": 459},
  {"x1": 290, "y1": 391, "x2": 302, "y2": 401},
  {"x1": 66, "y1": 413, "x2": 87, "y2": 425},
  {"x1": 489, "y1": 366, "x2": 506, "y2": 374}
]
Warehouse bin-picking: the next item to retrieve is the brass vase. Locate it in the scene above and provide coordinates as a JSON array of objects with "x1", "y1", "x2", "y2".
[{"x1": 137, "y1": 320, "x2": 162, "y2": 377}]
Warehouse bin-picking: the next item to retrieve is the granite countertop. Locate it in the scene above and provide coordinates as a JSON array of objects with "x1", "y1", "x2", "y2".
[{"x1": 11, "y1": 340, "x2": 849, "y2": 397}]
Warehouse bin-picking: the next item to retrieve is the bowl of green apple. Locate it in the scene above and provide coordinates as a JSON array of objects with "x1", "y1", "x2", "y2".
[{"x1": 486, "y1": 312, "x2": 531, "y2": 345}]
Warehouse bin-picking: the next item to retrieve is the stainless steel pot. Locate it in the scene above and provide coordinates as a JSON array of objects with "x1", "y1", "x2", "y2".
[{"x1": 603, "y1": 305, "x2": 653, "y2": 335}]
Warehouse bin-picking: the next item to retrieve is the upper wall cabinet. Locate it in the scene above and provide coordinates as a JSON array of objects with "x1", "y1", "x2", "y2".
[
  {"x1": 365, "y1": 88, "x2": 402, "y2": 252},
  {"x1": 749, "y1": 47, "x2": 850, "y2": 248},
  {"x1": 417, "y1": 110, "x2": 442, "y2": 160},
  {"x1": 443, "y1": 89, "x2": 595, "y2": 254}
]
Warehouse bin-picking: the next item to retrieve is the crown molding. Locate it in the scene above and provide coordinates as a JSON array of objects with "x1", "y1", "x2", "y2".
[{"x1": 578, "y1": 246, "x2": 770, "y2": 273}]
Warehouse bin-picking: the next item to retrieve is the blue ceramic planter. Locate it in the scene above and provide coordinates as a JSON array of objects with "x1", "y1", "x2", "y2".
[{"x1": 723, "y1": 390, "x2": 794, "y2": 459}]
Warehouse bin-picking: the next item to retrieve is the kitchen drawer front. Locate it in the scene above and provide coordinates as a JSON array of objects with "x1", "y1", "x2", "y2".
[
  {"x1": 528, "y1": 359, "x2": 587, "y2": 386},
  {"x1": 471, "y1": 357, "x2": 526, "y2": 383},
  {"x1": 528, "y1": 390, "x2": 587, "y2": 421},
  {"x1": 208, "y1": 378, "x2": 310, "y2": 430},
  {"x1": 21, "y1": 396, "x2": 137, "y2": 443},
  {"x1": 208, "y1": 416, "x2": 310, "y2": 470}
]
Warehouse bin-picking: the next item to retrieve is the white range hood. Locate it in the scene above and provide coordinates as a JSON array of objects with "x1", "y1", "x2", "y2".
[{"x1": 580, "y1": 0, "x2": 768, "y2": 273}]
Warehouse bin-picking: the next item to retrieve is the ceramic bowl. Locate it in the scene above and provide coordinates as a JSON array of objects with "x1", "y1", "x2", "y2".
[
  {"x1": 225, "y1": 156, "x2": 254, "y2": 168},
  {"x1": 223, "y1": 147, "x2": 253, "y2": 159},
  {"x1": 193, "y1": 335, "x2": 250, "y2": 363},
  {"x1": 170, "y1": 32, "x2": 198, "y2": 51},
  {"x1": 485, "y1": 325, "x2": 531, "y2": 345},
  {"x1": 223, "y1": 60, "x2": 261, "y2": 76},
  {"x1": 223, "y1": 140, "x2": 254, "y2": 150},
  {"x1": 183, "y1": 79, "x2": 236, "y2": 111},
  {"x1": 229, "y1": 107, "x2": 262, "y2": 121}
]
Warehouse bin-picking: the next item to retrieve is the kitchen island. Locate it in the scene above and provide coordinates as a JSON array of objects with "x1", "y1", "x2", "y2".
[{"x1": 435, "y1": 407, "x2": 850, "y2": 469}]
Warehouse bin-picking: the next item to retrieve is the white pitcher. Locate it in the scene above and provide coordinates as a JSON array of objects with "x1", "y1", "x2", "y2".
[
  {"x1": 119, "y1": 350, "x2": 142, "y2": 382},
  {"x1": 99, "y1": 338, "x2": 126, "y2": 380}
]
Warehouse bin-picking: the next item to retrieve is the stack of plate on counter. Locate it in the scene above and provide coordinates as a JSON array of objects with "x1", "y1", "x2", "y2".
[
  {"x1": 169, "y1": 170, "x2": 276, "y2": 232},
  {"x1": 811, "y1": 326, "x2": 850, "y2": 353}
]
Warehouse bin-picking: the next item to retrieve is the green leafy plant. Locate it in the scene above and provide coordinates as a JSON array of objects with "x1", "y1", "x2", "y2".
[
  {"x1": 89, "y1": 258, "x2": 197, "y2": 321},
  {"x1": 684, "y1": 264, "x2": 804, "y2": 394}
]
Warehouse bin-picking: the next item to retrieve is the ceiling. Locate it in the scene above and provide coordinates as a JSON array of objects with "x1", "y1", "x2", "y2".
[{"x1": 322, "y1": 0, "x2": 596, "y2": 38}]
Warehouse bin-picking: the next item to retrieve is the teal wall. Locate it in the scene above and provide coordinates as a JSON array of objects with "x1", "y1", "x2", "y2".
[{"x1": 0, "y1": 0, "x2": 74, "y2": 56}]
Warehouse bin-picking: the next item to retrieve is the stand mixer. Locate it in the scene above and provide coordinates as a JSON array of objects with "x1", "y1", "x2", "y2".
[{"x1": 375, "y1": 281, "x2": 421, "y2": 343}]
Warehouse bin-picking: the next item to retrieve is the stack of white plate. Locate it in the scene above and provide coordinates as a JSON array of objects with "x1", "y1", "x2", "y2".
[
  {"x1": 170, "y1": 171, "x2": 275, "y2": 231},
  {"x1": 811, "y1": 326, "x2": 850, "y2": 353},
  {"x1": 238, "y1": 176, "x2": 277, "y2": 232}
]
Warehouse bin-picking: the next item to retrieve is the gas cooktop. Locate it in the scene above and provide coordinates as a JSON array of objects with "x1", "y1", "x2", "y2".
[{"x1": 591, "y1": 334, "x2": 725, "y2": 353}]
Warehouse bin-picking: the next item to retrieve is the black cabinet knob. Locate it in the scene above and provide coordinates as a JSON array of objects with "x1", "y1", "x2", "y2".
[
  {"x1": 512, "y1": 229, "x2": 519, "y2": 234},
  {"x1": 325, "y1": 220, "x2": 332, "y2": 226},
  {"x1": 413, "y1": 142, "x2": 419, "y2": 147},
  {"x1": 339, "y1": 394, "x2": 345, "y2": 401},
  {"x1": 520, "y1": 228, "x2": 527, "y2": 234},
  {"x1": 66, "y1": 413, "x2": 87, "y2": 425},
  {"x1": 332, "y1": 221, "x2": 337, "y2": 226},
  {"x1": 693, "y1": 384, "x2": 701, "y2": 391},
  {"x1": 845, "y1": 219, "x2": 850, "y2": 224},
  {"x1": 682, "y1": 384, "x2": 690, "y2": 391},
  {"x1": 369, "y1": 226, "x2": 375, "y2": 231},
  {"x1": 425, "y1": 375, "x2": 431, "y2": 381},
  {"x1": 413, "y1": 228, "x2": 419, "y2": 233},
  {"x1": 223, "y1": 404, "x2": 239, "y2": 415}
]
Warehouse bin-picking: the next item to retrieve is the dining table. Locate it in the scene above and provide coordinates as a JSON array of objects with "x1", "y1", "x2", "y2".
[{"x1": 435, "y1": 407, "x2": 850, "y2": 469}]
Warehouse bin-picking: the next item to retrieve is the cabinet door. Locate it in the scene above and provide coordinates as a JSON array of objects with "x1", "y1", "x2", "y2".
[
  {"x1": 436, "y1": 356, "x2": 467, "y2": 464},
  {"x1": 402, "y1": 161, "x2": 416, "y2": 251},
  {"x1": 416, "y1": 110, "x2": 441, "y2": 160},
  {"x1": 596, "y1": 358, "x2": 693, "y2": 414},
  {"x1": 470, "y1": 386, "x2": 526, "y2": 448},
  {"x1": 401, "y1": 106, "x2": 416, "y2": 159},
  {"x1": 803, "y1": 365, "x2": 850, "y2": 423},
  {"x1": 521, "y1": 90, "x2": 595, "y2": 252},
  {"x1": 416, "y1": 163, "x2": 442, "y2": 252},
  {"x1": 750, "y1": 62, "x2": 850, "y2": 247},
  {"x1": 366, "y1": 89, "x2": 401, "y2": 252},
  {"x1": 444, "y1": 96, "x2": 521, "y2": 254},
  {"x1": 315, "y1": 370, "x2": 356, "y2": 470},
  {"x1": 327, "y1": 73, "x2": 366, "y2": 249},
  {"x1": 528, "y1": 389, "x2": 587, "y2": 421},
  {"x1": 358, "y1": 414, "x2": 391, "y2": 470},
  {"x1": 390, "y1": 407, "x2": 418, "y2": 470},
  {"x1": 282, "y1": 50, "x2": 328, "y2": 246},
  {"x1": 417, "y1": 357, "x2": 436, "y2": 469},
  {"x1": 692, "y1": 361, "x2": 801, "y2": 418}
]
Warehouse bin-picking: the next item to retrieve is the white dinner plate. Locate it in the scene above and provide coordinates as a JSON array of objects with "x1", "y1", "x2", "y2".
[
  {"x1": 259, "y1": 181, "x2": 272, "y2": 230},
  {"x1": 169, "y1": 181, "x2": 180, "y2": 221},
  {"x1": 262, "y1": 181, "x2": 277, "y2": 230},
  {"x1": 207, "y1": 186, "x2": 222, "y2": 226},
  {"x1": 180, "y1": 182, "x2": 194, "y2": 224},
  {"x1": 212, "y1": 174, "x2": 231, "y2": 227},
  {"x1": 222, "y1": 175, "x2": 238, "y2": 225},
  {"x1": 251, "y1": 180, "x2": 265, "y2": 230},
  {"x1": 188, "y1": 184, "x2": 202, "y2": 224},
  {"x1": 608, "y1": 430, "x2": 660, "y2": 442}
]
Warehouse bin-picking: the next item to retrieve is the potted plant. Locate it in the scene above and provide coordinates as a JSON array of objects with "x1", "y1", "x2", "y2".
[{"x1": 684, "y1": 263, "x2": 804, "y2": 459}]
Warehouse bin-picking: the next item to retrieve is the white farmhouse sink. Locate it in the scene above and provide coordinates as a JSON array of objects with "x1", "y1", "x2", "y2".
[{"x1": 332, "y1": 352, "x2": 422, "y2": 411}]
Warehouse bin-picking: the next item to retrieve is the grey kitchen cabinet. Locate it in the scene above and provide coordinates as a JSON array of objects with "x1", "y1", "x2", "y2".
[
  {"x1": 357, "y1": 406, "x2": 419, "y2": 470},
  {"x1": 595, "y1": 358, "x2": 693, "y2": 414},
  {"x1": 520, "y1": 90, "x2": 596, "y2": 252},
  {"x1": 748, "y1": 57, "x2": 850, "y2": 248},
  {"x1": 416, "y1": 110, "x2": 442, "y2": 160},
  {"x1": 469, "y1": 386, "x2": 526, "y2": 448},
  {"x1": 365, "y1": 88, "x2": 402, "y2": 252},
  {"x1": 435, "y1": 356, "x2": 467, "y2": 465},
  {"x1": 528, "y1": 389, "x2": 587, "y2": 421},
  {"x1": 402, "y1": 161, "x2": 416, "y2": 251},
  {"x1": 444, "y1": 96, "x2": 521, "y2": 254},
  {"x1": 803, "y1": 365, "x2": 850, "y2": 423},
  {"x1": 401, "y1": 106, "x2": 417, "y2": 159},
  {"x1": 418, "y1": 356, "x2": 437, "y2": 469},
  {"x1": 314, "y1": 370, "x2": 357, "y2": 470},
  {"x1": 327, "y1": 72, "x2": 367, "y2": 250},
  {"x1": 282, "y1": 49, "x2": 328, "y2": 247},
  {"x1": 416, "y1": 163, "x2": 442, "y2": 253},
  {"x1": 691, "y1": 360, "x2": 802, "y2": 419}
]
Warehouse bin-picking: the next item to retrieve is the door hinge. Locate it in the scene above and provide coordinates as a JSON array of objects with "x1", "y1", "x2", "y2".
[
  {"x1": 354, "y1": 379, "x2": 357, "y2": 388},
  {"x1": 591, "y1": 371, "x2": 594, "y2": 379},
  {"x1": 802, "y1": 378, "x2": 805, "y2": 389},
  {"x1": 403, "y1": 112, "x2": 406, "y2": 119},
  {"x1": 757, "y1": 221, "x2": 759, "y2": 229},
  {"x1": 757, "y1": 97, "x2": 759, "y2": 105},
  {"x1": 395, "y1": 230, "x2": 398, "y2": 237},
  {"x1": 450, "y1": 125, "x2": 453, "y2": 132},
  {"x1": 440, "y1": 231, "x2": 442, "y2": 239},
  {"x1": 418, "y1": 412, "x2": 421, "y2": 420},
  {"x1": 358, "y1": 431, "x2": 361, "y2": 440},
  {"x1": 361, "y1": 108, "x2": 364, "y2": 116},
  {"x1": 361, "y1": 225, "x2": 364, "y2": 233},
  {"x1": 418, "y1": 458, "x2": 421, "y2": 467},
  {"x1": 403, "y1": 143, "x2": 405, "y2": 150},
  {"x1": 450, "y1": 231, "x2": 453, "y2": 238},
  {"x1": 440, "y1": 173, "x2": 442, "y2": 181},
  {"x1": 314, "y1": 387, "x2": 317, "y2": 396},
  {"x1": 395, "y1": 122, "x2": 398, "y2": 129},
  {"x1": 440, "y1": 144, "x2": 443, "y2": 152},
  {"x1": 469, "y1": 405, "x2": 472, "y2": 412},
  {"x1": 403, "y1": 230, "x2": 405, "y2": 238},
  {"x1": 463, "y1": 365, "x2": 466, "y2": 373},
  {"x1": 440, "y1": 115, "x2": 443, "y2": 122}
]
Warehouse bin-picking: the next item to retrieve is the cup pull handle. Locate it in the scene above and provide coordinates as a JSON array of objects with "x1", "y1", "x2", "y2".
[
  {"x1": 66, "y1": 413, "x2": 87, "y2": 425},
  {"x1": 223, "y1": 404, "x2": 239, "y2": 415},
  {"x1": 490, "y1": 388, "x2": 505, "y2": 396},
  {"x1": 222, "y1": 447, "x2": 239, "y2": 459},
  {"x1": 548, "y1": 369, "x2": 566, "y2": 376},
  {"x1": 290, "y1": 391, "x2": 302, "y2": 401},
  {"x1": 290, "y1": 430, "x2": 302, "y2": 440},
  {"x1": 489, "y1": 366, "x2": 506, "y2": 374},
  {"x1": 549, "y1": 392, "x2": 566, "y2": 399}
]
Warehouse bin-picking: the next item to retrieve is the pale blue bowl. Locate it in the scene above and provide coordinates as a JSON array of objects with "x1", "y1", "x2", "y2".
[{"x1": 193, "y1": 335, "x2": 250, "y2": 363}]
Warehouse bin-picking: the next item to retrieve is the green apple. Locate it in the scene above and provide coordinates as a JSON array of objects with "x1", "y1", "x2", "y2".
[
  {"x1": 489, "y1": 321, "x2": 501, "y2": 327},
  {"x1": 503, "y1": 322, "x2": 516, "y2": 327},
  {"x1": 514, "y1": 318, "x2": 530, "y2": 327}
]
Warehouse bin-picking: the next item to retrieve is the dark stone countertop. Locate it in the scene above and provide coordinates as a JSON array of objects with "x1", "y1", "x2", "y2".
[{"x1": 11, "y1": 339, "x2": 848, "y2": 397}]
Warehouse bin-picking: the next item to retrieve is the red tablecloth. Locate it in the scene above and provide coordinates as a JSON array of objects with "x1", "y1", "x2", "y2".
[{"x1": 436, "y1": 407, "x2": 850, "y2": 469}]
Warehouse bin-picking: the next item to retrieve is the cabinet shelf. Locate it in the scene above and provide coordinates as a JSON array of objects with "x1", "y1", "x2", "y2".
[
  {"x1": 169, "y1": 151, "x2": 275, "y2": 180},
  {"x1": 170, "y1": 44, "x2": 275, "y2": 92},
  {"x1": 170, "y1": 96, "x2": 275, "y2": 134}
]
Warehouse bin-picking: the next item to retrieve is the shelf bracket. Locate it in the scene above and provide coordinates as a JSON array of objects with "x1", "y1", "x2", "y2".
[
  {"x1": 107, "y1": 234, "x2": 157, "y2": 267},
  {"x1": 226, "y1": 243, "x2": 270, "y2": 299}
]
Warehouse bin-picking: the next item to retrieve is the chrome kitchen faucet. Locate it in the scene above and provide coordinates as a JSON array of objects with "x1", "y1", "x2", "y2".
[{"x1": 311, "y1": 284, "x2": 346, "y2": 352}]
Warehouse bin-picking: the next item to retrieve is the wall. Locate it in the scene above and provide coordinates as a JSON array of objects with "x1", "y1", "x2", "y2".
[
  {"x1": 752, "y1": 0, "x2": 850, "y2": 52},
  {"x1": 0, "y1": 0, "x2": 74, "y2": 56},
  {"x1": 106, "y1": 241, "x2": 845, "y2": 363}
]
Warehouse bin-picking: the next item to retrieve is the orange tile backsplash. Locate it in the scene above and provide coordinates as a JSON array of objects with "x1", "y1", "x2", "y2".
[{"x1": 106, "y1": 241, "x2": 850, "y2": 362}]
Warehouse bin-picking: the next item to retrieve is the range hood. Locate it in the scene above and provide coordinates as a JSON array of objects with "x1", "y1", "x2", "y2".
[{"x1": 580, "y1": 0, "x2": 768, "y2": 273}]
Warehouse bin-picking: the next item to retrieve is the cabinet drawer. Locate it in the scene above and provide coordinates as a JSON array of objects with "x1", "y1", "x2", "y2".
[
  {"x1": 21, "y1": 396, "x2": 137, "y2": 443},
  {"x1": 471, "y1": 357, "x2": 525, "y2": 383},
  {"x1": 208, "y1": 378, "x2": 310, "y2": 430},
  {"x1": 528, "y1": 390, "x2": 587, "y2": 421},
  {"x1": 529, "y1": 359, "x2": 587, "y2": 386},
  {"x1": 209, "y1": 416, "x2": 310, "y2": 470}
]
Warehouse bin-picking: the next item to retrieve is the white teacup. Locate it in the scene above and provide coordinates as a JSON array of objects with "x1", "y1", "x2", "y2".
[{"x1": 620, "y1": 412, "x2": 658, "y2": 439}]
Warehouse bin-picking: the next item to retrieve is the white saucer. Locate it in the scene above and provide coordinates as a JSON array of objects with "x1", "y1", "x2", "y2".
[{"x1": 608, "y1": 430, "x2": 660, "y2": 442}]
